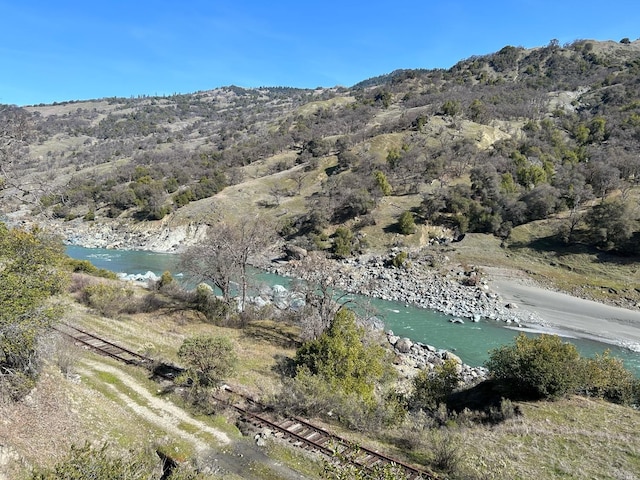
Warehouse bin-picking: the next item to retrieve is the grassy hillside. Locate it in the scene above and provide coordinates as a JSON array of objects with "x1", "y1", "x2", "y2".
[
  {"x1": 2, "y1": 286, "x2": 639, "y2": 479},
  {"x1": 2, "y1": 40, "x2": 640, "y2": 296}
]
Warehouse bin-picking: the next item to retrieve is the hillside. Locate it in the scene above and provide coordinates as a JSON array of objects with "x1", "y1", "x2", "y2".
[
  {"x1": 2, "y1": 281, "x2": 640, "y2": 479},
  {"x1": 1, "y1": 38, "x2": 640, "y2": 302},
  {"x1": 2, "y1": 38, "x2": 640, "y2": 480}
]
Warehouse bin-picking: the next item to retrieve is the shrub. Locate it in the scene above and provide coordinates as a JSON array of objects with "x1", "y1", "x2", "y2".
[
  {"x1": 397, "y1": 211, "x2": 416, "y2": 235},
  {"x1": 410, "y1": 358, "x2": 461, "y2": 411},
  {"x1": 192, "y1": 283, "x2": 229, "y2": 323},
  {"x1": 177, "y1": 335, "x2": 237, "y2": 395},
  {"x1": 391, "y1": 251, "x2": 409, "y2": 268},
  {"x1": 429, "y1": 429, "x2": 462, "y2": 475},
  {"x1": 67, "y1": 259, "x2": 117, "y2": 279},
  {"x1": 81, "y1": 282, "x2": 134, "y2": 317},
  {"x1": 157, "y1": 270, "x2": 174, "y2": 289},
  {"x1": 275, "y1": 366, "x2": 400, "y2": 432},
  {"x1": 294, "y1": 309, "x2": 388, "y2": 406},
  {"x1": 332, "y1": 227, "x2": 354, "y2": 258},
  {"x1": 0, "y1": 226, "x2": 68, "y2": 401},
  {"x1": 83, "y1": 209, "x2": 95, "y2": 221},
  {"x1": 579, "y1": 351, "x2": 638, "y2": 404},
  {"x1": 486, "y1": 334, "x2": 581, "y2": 399},
  {"x1": 488, "y1": 398, "x2": 521, "y2": 423}
]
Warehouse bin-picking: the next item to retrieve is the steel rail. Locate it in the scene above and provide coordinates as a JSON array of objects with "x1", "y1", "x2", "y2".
[{"x1": 220, "y1": 386, "x2": 438, "y2": 479}]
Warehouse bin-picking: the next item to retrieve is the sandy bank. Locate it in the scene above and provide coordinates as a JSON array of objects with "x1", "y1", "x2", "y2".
[{"x1": 486, "y1": 268, "x2": 640, "y2": 352}]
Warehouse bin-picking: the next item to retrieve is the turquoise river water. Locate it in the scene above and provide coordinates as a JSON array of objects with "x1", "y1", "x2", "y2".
[{"x1": 66, "y1": 245, "x2": 640, "y2": 376}]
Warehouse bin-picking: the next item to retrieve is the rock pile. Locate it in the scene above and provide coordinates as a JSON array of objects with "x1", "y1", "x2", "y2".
[
  {"x1": 386, "y1": 331, "x2": 489, "y2": 387},
  {"x1": 271, "y1": 249, "x2": 541, "y2": 326}
]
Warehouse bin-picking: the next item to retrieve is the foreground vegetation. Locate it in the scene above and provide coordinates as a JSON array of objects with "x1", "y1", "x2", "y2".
[{"x1": 1, "y1": 223, "x2": 639, "y2": 479}]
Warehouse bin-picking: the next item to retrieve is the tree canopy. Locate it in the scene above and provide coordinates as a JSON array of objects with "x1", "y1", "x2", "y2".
[{"x1": 294, "y1": 308, "x2": 388, "y2": 405}]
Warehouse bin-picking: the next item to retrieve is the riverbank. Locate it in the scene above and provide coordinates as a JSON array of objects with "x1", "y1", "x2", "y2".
[
  {"x1": 264, "y1": 249, "x2": 640, "y2": 353},
  {"x1": 40, "y1": 215, "x2": 640, "y2": 353},
  {"x1": 487, "y1": 267, "x2": 640, "y2": 352}
]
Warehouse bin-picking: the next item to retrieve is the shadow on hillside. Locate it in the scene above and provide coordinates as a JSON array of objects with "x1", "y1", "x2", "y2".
[
  {"x1": 444, "y1": 379, "x2": 536, "y2": 424},
  {"x1": 242, "y1": 322, "x2": 302, "y2": 349}
]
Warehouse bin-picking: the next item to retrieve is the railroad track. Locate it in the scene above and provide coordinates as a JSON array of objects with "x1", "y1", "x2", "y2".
[
  {"x1": 217, "y1": 387, "x2": 437, "y2": 479},
  {"x1": 53, "y1": 323, "x2": 184, "y2": 379},
  {"x1": 56, "y1": 323, "x2": 438, "y2": 479}
]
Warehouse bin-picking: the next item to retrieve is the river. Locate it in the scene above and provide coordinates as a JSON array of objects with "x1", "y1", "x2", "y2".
[{"x1": 66, "y1": 245, "x2": 640, "y2": 376}]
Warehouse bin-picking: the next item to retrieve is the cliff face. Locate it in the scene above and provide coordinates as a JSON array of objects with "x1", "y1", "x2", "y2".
[{"x1": 54, "y1": 216, "x2": 210, "y2": 252}]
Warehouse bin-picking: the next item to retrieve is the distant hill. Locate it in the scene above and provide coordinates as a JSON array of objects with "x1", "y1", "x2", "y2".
[{"x1": 1, "y1": 38, "x2": 639, "y2": 261}]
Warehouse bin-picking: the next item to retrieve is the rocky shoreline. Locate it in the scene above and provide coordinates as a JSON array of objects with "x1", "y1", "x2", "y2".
[
  {"x1": 259, "y1": 248, "x2": 546, "y2": 385},
  {"x1": 35, "y1": 217, "x2": 550, "y2": 382},
  {"x1": 47, "y1": 218, "x2": 538, "y2": 327},
  {"x1": 265, "y1": 248, "x2": 541, "y2": 328}
]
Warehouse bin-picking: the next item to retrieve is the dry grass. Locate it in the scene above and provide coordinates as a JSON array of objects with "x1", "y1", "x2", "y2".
[
  {"x1": 4, "y1": 284, "x2": 640, "y2": 479},
  {"x1": 455, "y1": 396, "x2": 640, "y2": 479}
]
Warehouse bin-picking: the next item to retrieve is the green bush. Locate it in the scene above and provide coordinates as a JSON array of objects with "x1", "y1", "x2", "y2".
[
  {"x1": 275, "y1": 366, "x2": 400, "y2": 432},
  {"x1": 0, "y1": 225, "x2": 69, "y2": 401},
  {"x1": 391, "y1": 251, "x2": 409, "y2": 268},
  {"x1": 177, "y1": 335, "x2": 237, "y2": 392},
  {"x1": 397, "y1": 211, "x2": 416, "y2": 235},
  {"x1": 67, "y1": 258, "x2": 117, "y2": 279},
  {"x1": 81, "y1": 282, "x2": 134, "y2": 317},
  {"x1": 486, "y1": 334, "x2": 581, "y2": 399},
  {"x1": 294, "y1": 309, "x2": 389, "y2": 407},
  {"x1": 579, "y1": 351, "x2": 638, "y2": 404},
  {"x1": 193, "y1": 283, "x2": 229, "y2": 322},
  {"x1": 332, "y1": 227, "x2": 354, "y2": 258},
  {"x1": 486, "y1": 334, "x2": 639, "y2": 404},
  {"x1": 410, "y1": 358, "x2": 461, "y2": 411},
  {"x1": 157, "y1": 270, "x2": 174, "y2": 288}
]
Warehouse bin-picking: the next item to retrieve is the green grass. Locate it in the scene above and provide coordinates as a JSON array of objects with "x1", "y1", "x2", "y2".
[
  {"x1": 447, "y1": 217, "x2": 640, "y2": 306},
  {"x1": 82, "y1": 368, "x2": 149, "y2": 408}
]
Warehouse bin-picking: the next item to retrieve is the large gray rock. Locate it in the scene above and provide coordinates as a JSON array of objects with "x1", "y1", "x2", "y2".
[
  {"x1": 395, "y1": 337, "x2": 413, "y2": 353},
  {"x1": 284, "y1": 244, "x2": 307, "y2": 260}
]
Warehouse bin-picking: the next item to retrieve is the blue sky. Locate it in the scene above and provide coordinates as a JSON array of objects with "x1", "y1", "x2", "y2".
[{"x1": 2, "y1": 1, "x2": 639, "y2": 106}]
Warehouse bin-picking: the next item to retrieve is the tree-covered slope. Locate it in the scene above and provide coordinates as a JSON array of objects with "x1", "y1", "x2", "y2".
[{"x1": 1, "y1": 39, "x2": 639, "y2": 259}]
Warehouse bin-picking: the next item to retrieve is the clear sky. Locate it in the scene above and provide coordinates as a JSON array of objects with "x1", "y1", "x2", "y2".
[{"x1": 2, "y1": 0, "x2": 639, "y2": 106}]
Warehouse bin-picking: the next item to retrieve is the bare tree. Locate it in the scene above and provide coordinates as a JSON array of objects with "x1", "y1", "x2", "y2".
[
  {"x1": 180, "y1": 215, "x2": 277, "y2": 314},
  {"x1": 180, "y1": 227, "x2": 238, "y2": 306},
  {"x1": 232, "y1": 215, "x2": 277, "y2": 310},
  {"x1": 289, "y1": 252, "x2": 345, "y2": 339}
]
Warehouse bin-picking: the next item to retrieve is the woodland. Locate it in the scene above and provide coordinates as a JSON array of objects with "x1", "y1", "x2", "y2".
[{"x1": 1, "y1": 38, "x2": 639, "y2": 258}]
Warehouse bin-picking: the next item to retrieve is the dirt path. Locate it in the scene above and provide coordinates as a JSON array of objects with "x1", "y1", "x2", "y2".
[
  {"x1": 80, "y1": 360, "x2": 310, "y2": 479},
  {"x1": 81, "y1": 360, "x2": 231, "y2": 449}
]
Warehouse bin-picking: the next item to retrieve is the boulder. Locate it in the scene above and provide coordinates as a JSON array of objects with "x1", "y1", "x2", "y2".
[
  {"x1": 395, "y1": 337, "x2": 413, "y2": 353},
  {"x1": 284, "y1": 244, "x2": 307, "y2": 260}
]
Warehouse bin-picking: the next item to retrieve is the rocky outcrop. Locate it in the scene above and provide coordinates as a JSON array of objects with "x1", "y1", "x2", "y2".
[{"x1": 57, "y1": 217, "x2": 210, "y2": 252}]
